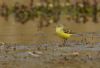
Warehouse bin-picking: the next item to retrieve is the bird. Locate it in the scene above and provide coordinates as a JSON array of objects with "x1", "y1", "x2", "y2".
[
  {"x1": 56, "y1": 24, "x2": 73, "y2": 39},
  {"x1": 56, "y1": 24, "x2": 73, "y2": 46}
]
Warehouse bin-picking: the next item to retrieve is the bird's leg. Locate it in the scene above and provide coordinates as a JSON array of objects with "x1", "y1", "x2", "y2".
[{"x1": 63, "y1": 39, "x2": 68, "y2": 46}]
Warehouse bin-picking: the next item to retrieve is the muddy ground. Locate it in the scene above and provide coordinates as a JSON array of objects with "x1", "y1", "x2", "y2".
[{"x1": 0, "y1": 43, "x2": 100, "y2": 68}]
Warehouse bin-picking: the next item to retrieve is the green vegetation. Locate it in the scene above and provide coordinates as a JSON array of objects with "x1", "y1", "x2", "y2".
[{"x1": 0, "y1": 0, "x2": 99, "y2": 25}]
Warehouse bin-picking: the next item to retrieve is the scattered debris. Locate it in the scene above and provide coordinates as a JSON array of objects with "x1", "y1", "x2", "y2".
[{"x1": 28, "y1": 52, "x2": 40, "y2": 57}]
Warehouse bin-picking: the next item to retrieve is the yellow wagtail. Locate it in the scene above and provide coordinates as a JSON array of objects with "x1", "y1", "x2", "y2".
[{"x1": 56, "y1": 25, "x2": 73, "y2": 39}]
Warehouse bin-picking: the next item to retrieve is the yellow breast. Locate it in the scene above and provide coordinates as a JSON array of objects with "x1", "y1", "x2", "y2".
[{"x1": 56, "y1": 26, "x2": 72, "y2": 39}]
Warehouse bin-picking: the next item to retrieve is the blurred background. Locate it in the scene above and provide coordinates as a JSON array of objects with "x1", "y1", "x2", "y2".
[{"x1": 0, "y1": 0, "x2": 100, "y2": 44}]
